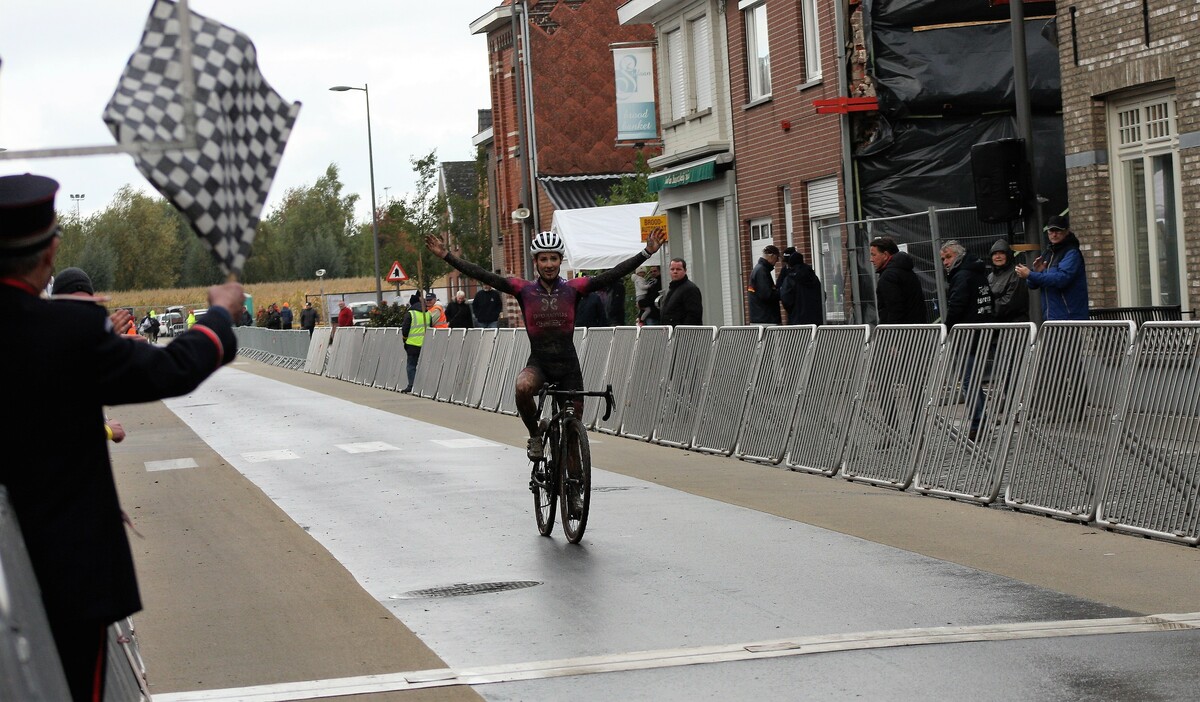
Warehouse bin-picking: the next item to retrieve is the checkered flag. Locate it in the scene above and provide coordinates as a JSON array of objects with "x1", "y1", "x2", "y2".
[{"x1": 103, "y1": 0, "x2": 301, "y2": 276}]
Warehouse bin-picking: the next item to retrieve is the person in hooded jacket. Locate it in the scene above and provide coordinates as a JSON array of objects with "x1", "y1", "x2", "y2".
[
  {"x1": 778, "y1": 246, "x2": 824, "y2": 325},
  {"x1": 940, "y1": 240, "x2": 994, "y2": 328},
  {"x1": 987, "y1": 239, "x2": 1029, "y2": 322},
  {"x1": 869, "y1": 237, "x2": 927, "y2": 324},
  {"x1": 1015, "y1": 215, "x2": 1089, "y2": 320}
]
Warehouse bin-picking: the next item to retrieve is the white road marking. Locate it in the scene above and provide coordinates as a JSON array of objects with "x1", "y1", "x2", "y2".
[
  {"x1": 144, "y1": 458, "x2": 199, "y2": 472},
  {"x1": 153, "y1": 611, "x2": 1200, "y2": 702},
  {"x1": 334, "y1": 441, "x2": 398, "y2": 454},
  {"x1": 430, "y1": 438, "x2": 500, "y2": 449},
  {"x1": 241, "y1": 450, "x2": 300, "y2": 463}
]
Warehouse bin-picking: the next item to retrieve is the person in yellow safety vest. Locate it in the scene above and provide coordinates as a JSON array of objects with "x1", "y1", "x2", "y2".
[
  {"x1": 186, "y1": 310, "x2": 197, "y2": 328},
  {"x1": 400, "y1": 292, "x2": 431, "y2": 393}
]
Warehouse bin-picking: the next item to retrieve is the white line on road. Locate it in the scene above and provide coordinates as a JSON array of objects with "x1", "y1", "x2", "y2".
[
  {"x1": 334, "y1": 441, "x2": 398, "y2": 454},
  {"x1": 430, "y1": 438, "x2": 501, "y2": 449},
  {"x1": 153, "y1": 611, "x2": 1200, "y2": 702},
  {"x1": 144, "y1": 458, "x2": 199, "y2": 472},
  {"x1": 241, "y1": 450, "x2": 300, "y2": 463}
]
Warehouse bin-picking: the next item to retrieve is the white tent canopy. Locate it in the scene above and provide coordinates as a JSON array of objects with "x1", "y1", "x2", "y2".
[{"x1": 551, "y1": 201, "x2": 662, "y2": 271}]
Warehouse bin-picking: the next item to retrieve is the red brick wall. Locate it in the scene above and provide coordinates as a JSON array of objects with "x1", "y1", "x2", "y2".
[{"x1": 727, "y1": 0, "x2": 845, "y2": 317}]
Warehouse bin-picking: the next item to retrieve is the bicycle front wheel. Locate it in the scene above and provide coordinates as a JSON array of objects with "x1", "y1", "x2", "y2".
[{"x1": 559, "y1": 418, "x2": 591, "y2": 543}]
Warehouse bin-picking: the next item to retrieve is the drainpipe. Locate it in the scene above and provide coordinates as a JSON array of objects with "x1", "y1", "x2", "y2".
[{"x1": 510, "y1": 1, "x2": 533, "y2": 278}]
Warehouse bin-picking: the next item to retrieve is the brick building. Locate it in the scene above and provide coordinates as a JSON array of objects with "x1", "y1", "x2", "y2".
[
  {"x1": 725, "y1": 0, "x2": 848, "y2": 323},
  {"x1": 1056, "y1": 1, "x2": 1198, "y2": 315},
  {"x1": 471, "y1": 0, "x2": 656, "y2": 298}
]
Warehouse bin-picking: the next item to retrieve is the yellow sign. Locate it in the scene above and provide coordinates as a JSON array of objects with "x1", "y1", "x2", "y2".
[{"x1": 640, "y1": 215, "x2": 668, "y2": 242}]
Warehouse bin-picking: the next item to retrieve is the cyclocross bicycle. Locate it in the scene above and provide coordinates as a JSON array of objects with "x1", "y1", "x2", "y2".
[{"x1": 529, "y1": 383, "x2": 614, "y2": 543}]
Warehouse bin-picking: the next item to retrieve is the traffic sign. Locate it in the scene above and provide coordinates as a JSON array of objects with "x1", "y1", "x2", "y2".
[{"x1": 386, "y1": 261, "x2": 409, "y2": 283}]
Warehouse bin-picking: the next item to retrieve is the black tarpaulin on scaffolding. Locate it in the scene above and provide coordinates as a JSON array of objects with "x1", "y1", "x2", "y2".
[{"x1": 856, "y1": 0, "x2": 1066, "y2": 220}]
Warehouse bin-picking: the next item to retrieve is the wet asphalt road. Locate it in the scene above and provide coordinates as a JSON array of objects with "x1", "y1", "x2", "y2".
[{"x1": 113, "y1": 361, "x2": 1200, "y2": 701}]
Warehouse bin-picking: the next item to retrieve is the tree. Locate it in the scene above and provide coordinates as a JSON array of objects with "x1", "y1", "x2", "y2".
[
  {"x1": 87, "y1": 187, "x2": 180, "y2": 290},
  {"x1": 596, "y1": 150, "x2": 657, "y2": 206},
  {"x1": 388, "y1": 151, "x2": 450, "y2": 293},
  {"x1": 76, "y1": 236, "x2": 119, "y2": 292}
]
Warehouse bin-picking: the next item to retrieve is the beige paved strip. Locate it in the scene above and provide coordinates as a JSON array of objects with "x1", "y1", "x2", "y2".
[{"x1": 153, "y1": 611, "x2": 1200, "y2": 702}]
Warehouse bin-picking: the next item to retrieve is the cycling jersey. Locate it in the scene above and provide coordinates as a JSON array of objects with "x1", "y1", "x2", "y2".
[{"x1": 441, "y1": 248, "x2": 652, "y2": 386}]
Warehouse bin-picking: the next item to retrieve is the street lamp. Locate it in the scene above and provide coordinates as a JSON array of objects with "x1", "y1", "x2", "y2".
[
  {"x1": 316, "y1": 268, "x2": 326, "y2": 315},
  {"x1": 70, "y1": 193, "x2": 85, "y2": 219},
  {"x1": 330, "y1": 84, "x2": 383, "y2": 305}
]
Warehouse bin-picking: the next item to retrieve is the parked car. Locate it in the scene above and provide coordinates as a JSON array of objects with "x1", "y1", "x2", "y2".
[
  {"x1": 350, "y1": 301, "x2": 376, "y2": 326},
  {"x1": 158, "y1": 312, "x2": 183, "y2": 337}
]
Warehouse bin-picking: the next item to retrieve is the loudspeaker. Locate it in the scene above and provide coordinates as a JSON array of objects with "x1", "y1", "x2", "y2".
[{"x1": 971, "y1": 138, "x2": 1027, "y2": 223}]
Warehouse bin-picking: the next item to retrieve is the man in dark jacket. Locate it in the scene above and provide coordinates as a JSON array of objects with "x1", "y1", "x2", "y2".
[
  {"x1": 299, "y1": 301, "x2": 318, "y2": 335},
  {"x1": 940, "y1": 240, "x2": 994, "y2": 328},
  {"x1": 659, "y1": 257, "x2": 704, "y2": 326},
  {"x1": 747, "y1": 244, "x2": 781, "y2": 324},
  {"x1": 0, "y1": 173, "x2": 242, "y2": 702},
  {"x1": 940, "y1": 240, "x2": 993, "y2": 438},
  {"x1": 870, "y1": 236, "x2": 927, "y2": 324},
  {"x1": 575, "y1": 290, "x2": 608, "y2": 327},
  {"x1": 444, "y1": 290, "x2": 475, "y2": 328},
  {"x1": 779, "y1": 246, "x2": 824, "y2": 325},
  {"x1": 988, "y1": 239, "x2": 1029, "y2": 322},
  {"x1": 279, "y1": 302, "x2": 293, "y2": 329},
  {"x1": 472, "y1": 283, "x2": 502, "y2": 328}
]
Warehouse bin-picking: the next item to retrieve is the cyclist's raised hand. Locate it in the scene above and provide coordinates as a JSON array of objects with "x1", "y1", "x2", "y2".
[
  {"x1": 425, "y1": 234, "x2": 448, "y2": 258},
  {"x1": 644, "y1": 227, "x2": 665, "y2": 254}
]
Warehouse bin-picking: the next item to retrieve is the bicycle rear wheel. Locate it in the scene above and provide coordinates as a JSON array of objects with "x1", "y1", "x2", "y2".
[
  {"x1": 531, "y1": 429, "x2": 557, "y2": 536},
  {"x1": 559, "y1": 418, "x2": 591, "y2": 543}
]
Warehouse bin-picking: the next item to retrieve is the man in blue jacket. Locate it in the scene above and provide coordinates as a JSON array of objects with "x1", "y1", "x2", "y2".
[{"x1": 1016, "y1": 215, "x2": 1089, "y2": 320}]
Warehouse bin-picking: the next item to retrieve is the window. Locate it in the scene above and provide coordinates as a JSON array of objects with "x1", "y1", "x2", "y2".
[
  {"x1": 800, "y1": 0, "x2": 821, "y2": 82},
  {"x1": 749, "y1": 218, "x2": 773, "y2": 248},
  {"x1": 1108, "y1": 92, "x2": 1186, "y2": 311},
  {"x1": 741, "y1": 0, "x2": 771, "y2": 101},
  {"x1": 808, "y1": 177, "x2": 842, "y2": 321},
  {"x1": 666, "y1": 28, "x2": 687, "y2": 121},
  {"x1": 664, "y1": 13, "x2": 714, "y2": 121}
]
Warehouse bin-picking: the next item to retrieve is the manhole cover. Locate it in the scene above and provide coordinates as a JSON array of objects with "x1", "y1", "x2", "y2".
[{"x1": 393, "y1": 581, "x2": 541, "y2": 599}]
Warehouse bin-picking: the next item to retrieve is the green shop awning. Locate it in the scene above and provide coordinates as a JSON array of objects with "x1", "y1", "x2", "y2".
[{"x1": 648, "y1": 157, "x2": 717, "y2": 193}]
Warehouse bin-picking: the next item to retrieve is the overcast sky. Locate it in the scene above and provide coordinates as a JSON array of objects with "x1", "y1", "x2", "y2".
[{"x1": 0, "y1": 0, "x2": 493, "y2": 223}]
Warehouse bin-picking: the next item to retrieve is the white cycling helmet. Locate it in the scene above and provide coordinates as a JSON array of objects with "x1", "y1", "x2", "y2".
[{"x1": 529, "y1": 230, "x2": 565, "y2": 256}]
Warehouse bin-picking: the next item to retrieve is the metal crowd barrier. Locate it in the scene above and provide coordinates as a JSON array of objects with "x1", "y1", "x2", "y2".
[
  {"x1": 784, "y1": 325, "x2": 870, "y2": 476},
  {"x1": 619, "y1": 326, "x2": 673, "y2": 441},
  {"x1": 596, "y1": 327, "x2": 639, "y2": 434},
  {"x1": 234, "y1": 327, "x2": 312, "y2": 369},
  {"x1": 0, "y1": 487, "x2": 73, "y2": 701},
  {"x1": 353, "y1": 327, "x2": 385, "y2": 385},
  {"x1": 451, "y1": 329, "x2": 483, "y2": 405},
  {"x1": 434, "y1": 329, "x2": 468, "y2": 403},
  {"x1": 840, "y1": 324, "x2": 945, "y2": 489},
  {"x1": 412, "y1": 328, "x2": 450, "y2": 398},
  {"x1": 654, "y1": 326, "x2": 716, "y2": 448},
  {"x1": 104, "y1": 617, "x2": 149, "y2": 702},
  {"x1": 691, "y1": 326, "x2": 764, "y2": 456},
  {"x1": 463, "y1": 329, "x2": 499, "y2": 408},
  {"x1": 497, "y1": 332, "x2": 531, "y2": 416},
  {"x1": 1095, "y1": 322, "x2": 1200, "y2": 544},
  {"x1": 303, "y1": 327, "x2": 333, "y2": 375},
  {"x1": 736, "y1": 325, "x2": 816, "y2": 464},
  {"x1": 325, "y1": 326, "x2": 366, "y2": 382},
  {"x1": 376, "y1": 329, "x2": 407, "y2": 391},
  {"x1": 1005, "y1": 321, "x2": 1136, "y2": 521},
  {"x1": 913, "y1": 323, "x2": 1035, "y2": 503},
  {"x1": 578, "y1": 328, "x2": 616, "y2": 428},
  {"x1": 481, "y1": 329, "x2": 518, "y2": 412}
]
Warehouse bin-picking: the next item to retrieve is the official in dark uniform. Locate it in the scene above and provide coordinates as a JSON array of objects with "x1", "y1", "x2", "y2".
[{"x1": 0, "y1": 173, "x2": 243, "y2": 701}]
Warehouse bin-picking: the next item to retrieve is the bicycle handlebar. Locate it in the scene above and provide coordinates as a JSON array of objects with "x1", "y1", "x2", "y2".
[{"x1": 539, "y1": 384, "x2": 616, "y2": 422}]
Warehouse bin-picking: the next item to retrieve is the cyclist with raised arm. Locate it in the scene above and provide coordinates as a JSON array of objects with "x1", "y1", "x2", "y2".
[{"x1": 425, "y1": 229, "x2": 663, "y2": 461}]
